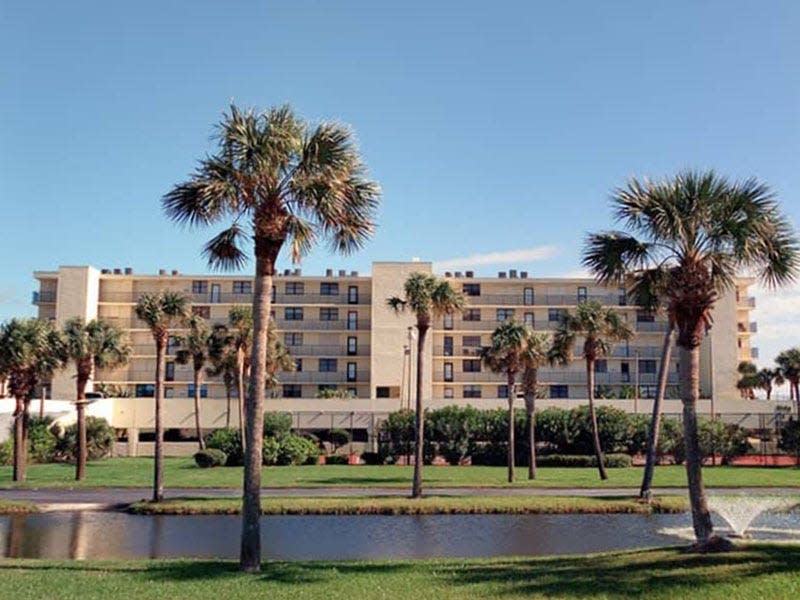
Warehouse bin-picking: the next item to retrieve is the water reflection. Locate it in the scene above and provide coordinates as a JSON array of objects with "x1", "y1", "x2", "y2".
[{"x1": 0, "y1": 511, "x2": 796, "y2": 561}]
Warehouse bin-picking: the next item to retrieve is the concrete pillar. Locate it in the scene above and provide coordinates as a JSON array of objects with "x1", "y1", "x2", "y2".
[{"x1": 127, "y1": 428, "x2": 139, "y2": 457}]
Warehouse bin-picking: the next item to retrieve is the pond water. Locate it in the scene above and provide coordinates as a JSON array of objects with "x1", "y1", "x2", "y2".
[{"x1": 2, "y1": 510, "x2": 797, "y2": 561}]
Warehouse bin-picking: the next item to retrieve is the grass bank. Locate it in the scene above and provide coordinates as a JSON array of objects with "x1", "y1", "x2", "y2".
[
  {"x1": 128, "y1": 495, "x2": 689, "y2": 515},
  {"x1": 1, "y1": 458, "x2": 798, "y2": 489},
  {"x1": 1, "y1": 545, "x2": 799, "y2": 600},
  {"x1": 0, "y1": 499, "x2": 36, "y2": 514}
]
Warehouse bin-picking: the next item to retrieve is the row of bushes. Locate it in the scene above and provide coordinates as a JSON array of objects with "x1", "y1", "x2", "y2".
[
  {"x1": 0, "y1": 416, "x2": 115, "y2": 465},
  {"x1": 378, "y1": 406, "x2": 754, "y2": 466}
]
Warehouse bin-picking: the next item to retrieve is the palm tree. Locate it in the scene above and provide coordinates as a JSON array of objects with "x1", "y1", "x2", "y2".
[
  {"x1": 163, "y1": 104, "x2": 380, "y2": 572},
  {"x1": 736, "y1": 361, "x2": 758, "y2": 399},
  {"x1": 584, "y1": 170, "x2": 799, "y2": 547},
  {"x1": 174, "y1": 315, "x2": 212, "y2": 450},
  {"x1": 0, "y1": 318, "x2": 65, "y2": 482},
  {"x1": 388, "y1": 273, "x2": 464, "y2": 497},
  {"x1": 207, "y1": 324, "x2": 238, "y2": 428},
  {"x1": 549, "y1": 300, "x2": 633, "y2": 480},
  {"x1": 756, "y1": 368, "x2": 782, "y2": 401},
  {"x1": 135, "y1": 292, "x2": 189, "y2": 502},
  {"x1": 520, "y1": 330, "x2": 551, "y2": 480},
  {"x1": 481, "y1": 320, "x2": 528, "y2": 483},
  {"x1": 62, "y1": 318, "x2": 131, "y2": 480},
  {"x1": 775, "y1": 348, "x2": 800, "y2": 411},
  {"x1": 228, "y1": 306, "x2": 254, "y2": 447}
]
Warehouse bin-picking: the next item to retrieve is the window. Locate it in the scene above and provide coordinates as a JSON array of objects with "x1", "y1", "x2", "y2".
[
  {"x1": 621, "y1": 362, "x2": 630, "y2": 382},
  {"x1": 285, "y1": 307, "x2": 304, "y2": 320},
  {"x1": 463, "y1": 385, "x2": 482, "y2": 399},
  {"x1": 167, "y1": 335, "x2": 180, "y2": 355},
  {"x1": 636, "y1": 310, "x2": 655, "y2": 323},
  {"x1": 497, "y1": 385, "x2": 509, "y2": 398},
  {"x1": 462, "y1": 335, "x2": 481, "y2": 356},
  {"x1": 294, "y1": 358, "x2": 303, "y2": 372},
  {"x1": 463, "y1": 359, "x2": 481, "y2": 372},
  {"x1": 321, "y1": 282, "x2": 339, "y2": 296},
  {"x1": 496, "y1": 308, "x2": 514, "y2": 322},
  {"x1": 462, "y1": 283, "x2": 481, "y2": 296},
  {"x1": 284, "y1": 332, "x2": 303, "y2": 346},
  {"x1": 135, "y1": 384, "x2": 154, "y2": 397},
  {"x1": 443, "y1": 387, "x2": 454, "y2": 399},
  {"x1": 594, "y1": 360, "x2": 607, "y2": 373},
  {"x1": 191, "y1": 280, "x2": 208, "y2": 294},
  {"x1": 283, "y1": 384, "x2": 302, "y2": 398},
  {"x1": 641, "y1": 385, "x2": 657, "y2": 399},
  {"x1": 347, "y1": 311, "x2": 358, "y2": 330},
  {"x1": 376, "y1": 386, "x2": 391, "y2": 398},
  {"x1": 443, "y1": 313, "x2": 454, "y2": 330},
  {"x1": 320, "y1": 307, "x2": 339, "y2": 321},
  {"x1": 271, "y1": 286, "x2": 276, "y2": 302},
  {"x1": 464, "y1": 309, "x2": 481, "y2": 322},
  {"x1": 164, "y1": 387, "x2": 174, "y2": 399},
  {"x1": 286, "y1": 282, "x2": 304, "y2": 295},
  {"x1": 523, "y1": 287, "x2": 534, "y2": 306},
  {"x1": 233, "y1": 281, "x2": 252, "y2": 294},
  {"x1": 347, "y1": 336, "x2": 358, "y2": 355},
  {"x1": 210, "y1": 284, "x2": 221, "y2": 303},
  {"x1": 577, "y1": 286, "x2": 588, "y2": 302},
  {"x1": 618, "y1": 288, "x2": 627, "y2": 306},
  {"x1": 639, "y1": 359, "x2": 657, "y2": 374},
  {"x1": 444, "y1": 362, "x2": 454, "y2": 382},
  {"x1": 548, "y1": 308, "x2": 567, "y2": 322},
  {"x1": 192, "y1": 306, "x2": 210, "y2": 318},
  {"x1": 443, "y1": 336, "x2": 454, "y2": 356},
  {"x1": 524, "y1": 312, "x2": 535, "y2": 327},
  {"x1": 187, "y1": 384, "x2": 208, "y2": 398},
  {"x1": 348, "y1": 285, "x2": 359, "y2": 304},
  {"x1": 165, "y1": 362, "x2": 175, "y2": 382},
  {"x1": 550, "y1": 385, "x2": 569, "y2": 399},
  {"x1": 347, "y1": 362, "x2": 357, "y2": 382},
  {"x1": 319, "y1": 358, "x2": 338, "y2": 372}
]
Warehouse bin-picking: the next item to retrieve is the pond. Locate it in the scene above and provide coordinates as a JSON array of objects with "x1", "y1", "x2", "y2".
[{"x1": 2, "y1": 510, "x2": 797, "y2": 561}]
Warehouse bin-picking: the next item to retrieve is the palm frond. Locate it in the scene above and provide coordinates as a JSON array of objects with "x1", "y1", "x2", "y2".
[{"x1": 203, "y1": 224, "x2": 249, "y2": 271}]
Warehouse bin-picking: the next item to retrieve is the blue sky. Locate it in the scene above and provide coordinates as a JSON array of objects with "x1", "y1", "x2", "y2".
[{"x1": 1, "y1": 1, "x2": 799, "y2": 366}]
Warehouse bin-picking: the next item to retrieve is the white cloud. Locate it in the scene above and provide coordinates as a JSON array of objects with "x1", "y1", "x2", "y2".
[
  {"x1": 751, "y1": 282, "x2": 800, "y2": 367},
  {"x1": 433, "y1": 246, "x2": 559, "y2": 271}
]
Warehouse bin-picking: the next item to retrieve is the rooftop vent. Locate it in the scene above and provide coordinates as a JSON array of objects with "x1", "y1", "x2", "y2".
[
  {"x1": 338, "y1": 269, "x2": 346, "y2": 277},
  {"x1": 294, "y1": 268, "x2": 302, "y2": 276},
  {"x1": 509, "y1": 269, "x2": 517, "y2": 278},
  {"x1": 113, "y1": 268, "x2": 122, "y2": 275},
  {"x1": 101, "y1": 269, "x2": 111, "y2": 275},
  {"x1": 350, "y1": 271, "x2": 358, "y2": 277},
  {"x1": 498, "y1": 271, "x2": 507, "y2": 278},
  {"x1": 171, "y1": 270, "x2": 179, "y2": 276},
  {"x1": 326, "y1": 268, "x2": 334, "y2": 277},
  {"x1": 158, "y1": 269, "x2": 167, "y2": 276},
  {"x1": 454, "y1": 271, "x2": 463, "y2": 278},
  {"x1": 520, "y1": 271, "x2": 528, "y2": 279},
  {"x1": 465, "y1": 270, "x2": 474, "y2": 278},
  {"x1": 445, "y1": 271, "x2": 453, "y2": 278},
  {"x1": 284, "y1": 269, "x2": 291, "y2": 276},
  {"x1": 124, "y1": 267, "x2": 133, "y2": 275}
]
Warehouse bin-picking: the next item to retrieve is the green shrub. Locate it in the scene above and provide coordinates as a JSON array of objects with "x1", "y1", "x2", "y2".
[
  {"x1": 670, "y1": 419, "x2": 751, "y2": 465},
  {"x1": 263, "y1": 412, "x2": 293, "y2": 439},
  {"x1": 205, "y1": 428, "x2": 243, "y2": 466},
  {"x1": 27, "y1": 416, "x2": 58, "y2": 463},
  {"x1": 54, "y1": 417, "x2": 115, "y2": 461},
  {"x1": 537, "y1": 453, "x2": 632, "y2": 468},
  {"x1": 194, "y1": 448, "x2": 227, "y2": 468},
  {"x1": 277, "y1": 434, "x2": 318, "y2": 466},
  {"x1": 779, "y1": 418, "x2": 800, "y2": 456},
  {"x1": 427, "y1": 405, "x2": 481, "y2": 465},
  {"x1": 360, "y1": 451, "x2": 382, "y2": 465},
  {"x1": 261, "y1": 437, "x2": 281, "y2": 466},
  {"x1": 324, "y1": 428, "x2": 351, "y2": 452},
  {"x1": 0, "y1": 439, "x2": 12, "y2": 466},
  {"x1": 378, "y1": 409, "x2": 415, "y2": 462},
  {"x1": 325, "y1": 454, "x2": 349, "y2": 465}
]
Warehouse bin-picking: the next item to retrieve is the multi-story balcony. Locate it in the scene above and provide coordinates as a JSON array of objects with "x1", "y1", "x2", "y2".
[
  {"x1": 737, "y1": 296, "x2": 756, "y2": 308},
  {"x1": 276, "y1": 319, "x2": 370, "y2": 331},
  {"x1": 278, "y1": 371, "x2": 364, "y2": 383},
  {"x1": 463, "y1": 293, "x2": 626, "y2": 307},
  {"x1": 435, "y1": 371, "x2": 678, "y2": 385},
  {"x1": 434, "y1": 321, "x2": 564, "y2": 332},
  {"x1": 32, "y1": 291, "x2": 57, "y2": 304},
  {"x1": 635, "y1": 321, "x2": 671, "y2": 333},
  {"x1": 99, "y1": 291, "x2": 371, "y2": 305}
]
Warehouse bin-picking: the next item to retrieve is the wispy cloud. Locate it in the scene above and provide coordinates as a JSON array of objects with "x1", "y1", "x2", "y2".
[
  {"x1": 433, "y1": 246, "x2": 559, "y2": 271},
  {"x1": 751, "y1": 282, "x2": 800, "y2": 366}
]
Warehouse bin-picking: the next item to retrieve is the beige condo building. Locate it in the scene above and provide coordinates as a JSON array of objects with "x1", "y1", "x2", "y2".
[{"x1": 34, "y1": 261, "x2": 758, "y2": 411}]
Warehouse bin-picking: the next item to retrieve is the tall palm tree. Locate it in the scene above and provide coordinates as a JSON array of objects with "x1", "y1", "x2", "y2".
[
  {"x1": 388, "y1": 273, "x2": 464, "y2": 497},
  {"x1": 481, "y1": 320, "x2": 528, "y2": 483},
  {"x1": 775, "y1": 348, "x2": 800, "y2": 411},
  {"x1": 584, "y1": 170, "x2": 799, "y2": 547},
  {"x1": 0, "y1": 318, "x2": 65, "y2": 482},
  {"x1": 175, "y1": 315, "x2": 212, "y2": 450},
  {"x1": 520, "y1": 330, "x2": 551, "y2": 480},
  {"x1": 756, "y1": 368, "x2": 782, "y2": 401},
  {"x1": 207, "y1": 324, "x2": 238, "y2": 429},
  {"x1": 135, "y1": 292, "x2": 189, "y2": 502},
  {"x1": 62, "y1": 318, "x2": 131, "y2": 480},
  {"x1": 163, "y1": 104, "x2": 380, "y2": 572},
  {"x1": 550, "y1": 300, "x2": 633, "y2": 480}
]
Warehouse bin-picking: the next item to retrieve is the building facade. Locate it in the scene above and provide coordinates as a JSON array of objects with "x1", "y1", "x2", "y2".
[{"x1": 33, "y1": 261, "x2": 758, "y2": 411}]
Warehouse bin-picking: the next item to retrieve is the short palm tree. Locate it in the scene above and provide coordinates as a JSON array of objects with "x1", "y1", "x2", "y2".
[
  {"x1": 163, "y1": 103, "x2": 380, "y2": 572},
  {"x1": 207, "y1": 324, "x2": 238, "y2": 429},
  {"x1": 756, "y1": 368, "x2": 782, "y2": 401},
  {"x1": 388, "y1": 273, "x2": 464, "y2": 497},
  {"x1": 0, "y1": 318, "x2": 65, "y2": 482},
  {"x1": 175, "y1": 315, "x2": 212, "y2": 450},
  {"x1": 481, "y1": 320, "x2": 529, "y2": 483},
  {"x1": 135, "y1": 292, "x2": 189, "y2": 502},
  {"x1": 62, "y1": 318, "x2": 131, "y2": 480},
  {"x1": 584, "y1": 170, "x2": 799, "y2": 547},
  {"x1": 775, "y1": 348, "x2": 800, "y2": 409},
  {"x1": 228, "y1": 306, "x2": 254, "y2": 447},
  {"x1": 520, "y1": 330, "x2": 551, "y2": 480},
  {"x1": 736, "y1": 361, "x2": 759, "y2": 399},
  {"x1": 549, "y1": 300, "x2": 633, "y2": 480}
]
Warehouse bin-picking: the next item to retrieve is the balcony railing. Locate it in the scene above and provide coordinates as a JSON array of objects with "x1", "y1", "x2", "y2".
[
  {"x1": 99, "y1": 291, "x2": 371, "y2": 305},
  {"x1": 464, "y1": 293, "x2": 627, "y2": 307},
  {"x1": 635, "y1": 321, "x2": 671, "y2": 333},
  {"x1": 276, "y1": 319, "x2": 369, "y2": 331},
  {"x1": 278, "y1": 371, "x2": 363, "y2": 383},
  {"x1": 284, "y1": 344, "x2": 370, "y2": 356},
  {"x1": 32, "y1": 291, "x2": 56, "y2": 304},
  {"x1": 435, "y1": 321, "x2": 563, "y2": 332},
  {"x1": 434, "y1": 370, "x2": 678, "y2": 385}
]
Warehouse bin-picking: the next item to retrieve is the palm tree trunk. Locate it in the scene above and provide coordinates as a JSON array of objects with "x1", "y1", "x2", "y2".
[
  {"x1": 153, "y1": 339, "x2": 166, "y2": 502},
  {"x1": 237, "y1": 351, "x2": 246, "y2": 451},
  {"x1": 411, "y1": 323, "x2": 429, "y2": 498},
  {"x1": 679, "y1": 344, "x2": 714, "y2": 545},
  {"x1": 639, "y1": 327, "x2": 673, "y2": 501},
  {"x1": 506, "y1": 372, "x2": 516, "y2": 483},
  {"x1": 586, "y1": 359, "x2": 607, "y2": 480},
  {"x1": 75, "y1": 369, "x2": 89, "y2": 481},
  {"x1": 524, "y1": 369, "x2": 538, "y2": 480},
  {"x1": 193, "y1": 367, "x2": 205, "y2": 450},
  {"x1": 240, "y1": 251, "x2": 274, "y2": 573},
  {"x1": 12, "y1": 396, "x2": 25, "y2": 483},
  {"x1": 225, "y1": 383, "x2": 232, "y2": 429}
]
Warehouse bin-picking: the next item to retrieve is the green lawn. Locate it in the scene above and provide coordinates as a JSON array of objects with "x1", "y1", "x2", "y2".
[
  {"x1": 1, "y1": 458, "x2": 798, "y2": 489},
  {"x1": 1, "y1": 545, "x2": 799, "y2": 600},
  {"x1": 128, "y1": 494, "x2": 690, "y2": 515}
]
